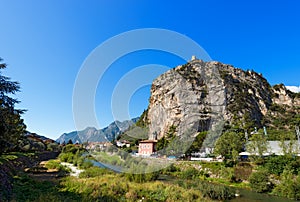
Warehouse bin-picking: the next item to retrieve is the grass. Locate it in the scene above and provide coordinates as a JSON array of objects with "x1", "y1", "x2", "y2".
[
  {"x1": 12, "y1": 174, "x2": 90, "y2": 202},
  {"x1": 60, "y1": 174, "x2": 213, "y2": 202},
  {"x1": 45, "y1": 159, "x2": 71, "y2": 172},
  {"x1": 93, "y1": 151, "x2": 124, "y2": 166}
]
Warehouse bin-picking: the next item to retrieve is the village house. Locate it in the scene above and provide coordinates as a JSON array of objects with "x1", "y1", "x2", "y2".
[
  {"x1": 138, "y1": 140, "x2": 157, "y2": 156},
  {"x1": 86, "y1": 142, "x2": 112, "y2": 151},
  {"x1": 116, "y1": 140, "x2": 131, "y2": 148}
]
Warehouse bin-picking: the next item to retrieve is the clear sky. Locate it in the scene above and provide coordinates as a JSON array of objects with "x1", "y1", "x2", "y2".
[{"x1": 0, "y1": 0, "x2": 299, "y2": 139}]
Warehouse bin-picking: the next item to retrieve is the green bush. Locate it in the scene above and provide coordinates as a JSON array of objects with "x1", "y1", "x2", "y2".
[
  {"x1": 47, "y1": 143, "x2": 59, "y2": 151},
  {"x1": 198, "y1": 182, "x2": 235, "y2": 200},
  {"x1": 272, "y1": 169, "x2": 300, "y2": 200},
  {"x1": 125, "y1": 171, "x2": 159, "y2": 183},
  {"x1": 80, "y1": 160, "x2": 93, "y2": 169},
  {"x1": 45, "y1": 160, "x2": 70, "y2": 172},
  {"x1": 249, "y1": 170, "x2": 272, "y2": 193},
  {"x1": 79, "y1": 166, "x2": 112, "y2": 178},
  {"x1": 58, "y1": 152, "x2": 73, "y2": 162},
  {"x1": 180, "y1": 168, "x2": 199, "y2": 179},
  {"x1": 264, "y1": 155, "x2": 300, "y2": 176}
]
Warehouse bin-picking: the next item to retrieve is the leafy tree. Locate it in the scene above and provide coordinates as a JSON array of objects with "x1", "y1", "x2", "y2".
[
  {"x1": 279, "y1": 132, "x2": 299, "y2": 156},
  {"x1": 0, "y1": 58, "x2": 26, "y2": 154},
  {"x1": 246, "y1": 132, "x2": 269, "y2": 159},
  {"x1": 214, "y1": 131, "x2": 245, "y2": 161},
  {"x1": 157, "y1": 136, "x2": 168, "y2": 151},
  {"x1": 185, "y1": 131, "x2": 207, "y2": 155}
]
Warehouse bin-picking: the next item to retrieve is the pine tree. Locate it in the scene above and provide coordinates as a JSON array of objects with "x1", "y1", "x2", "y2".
[{"x1": 0, "y1": 58, "x2": 26, "y2": 154}]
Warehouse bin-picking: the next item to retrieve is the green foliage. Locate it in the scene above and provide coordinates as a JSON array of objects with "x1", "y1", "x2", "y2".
[
  {"x1": 234, "y1": 162, "x2": 253, "y2": 181},
  {"x1": 175, "y1": 179, "x2": 235, "y2": 201},
  {"x1": 264, "y1": 155, "x2": 300, "y2": 176},
  {"x1": 156, "y1": 136, "x2": 169, "y2": 150},
  {"x1": 59, "y1": 175, "x2": 209, "y2": 202},
  {"x1": 59, "y1": 144, "x2": 88, "y2": 168},
  {"x1": 185, "y1": 131, "x2": 207, "y2": 155},
  {"x1": 0, "y1": 58, "x2": 26, "y2": 154},
  {"x1": 247, "y1": 132, "x2": 268, "y2": 159},
  {"x1": 12, "y1": 174, "x2": 91, "y2": 201},
  {"x1": 273, "y1": 168, "x2": 300, "y2": 200},
  {"x1": 156, "y1": 125, "x2": 177, "y2": 153},
  {"x1": 125, "y1": 171, "x2": 160, "y2": 183},
  {"x1": 79, "y1": 166, "x2": 112, "y2": 178},
  {"x1": 135, "y1": 109, "x2": 148, "y2": 128},
  {"x1": 214, "y1": 131, "x2": 245, "y2": 161},
  {"x1": 45, "y1": 160, "x2": 70, "y2": 172},
  {"x1": 198, "y1": 182, "x2": 235, "y2": 200},
  {"x1": 47, "y1": 142, "x2": 59, "y2": 151},
  {"x1": 180, "y1": 167, "x2": 203, "y2": 179},
  {"x1": 161, "y1": 163, "x2": 180, "y2": 174},
  {"x1": 249, "y1": 170, "x2": 272, "y2": 193}
]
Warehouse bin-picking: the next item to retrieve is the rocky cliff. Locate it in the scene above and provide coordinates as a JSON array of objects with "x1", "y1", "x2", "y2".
[{"x1": 146, "y1": 59, "x2": 300, "y2": 145}]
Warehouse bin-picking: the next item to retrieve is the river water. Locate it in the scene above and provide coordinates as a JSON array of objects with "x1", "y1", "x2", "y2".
[
  {"x1": 228, "y1": 189, "x2": 297, "y2": 202},
  {"x1": 88, "y1": 157, "x2": 296, "y2": 202}
]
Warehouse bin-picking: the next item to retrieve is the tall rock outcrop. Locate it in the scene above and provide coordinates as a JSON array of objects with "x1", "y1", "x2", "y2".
[{"x1": 147, "y1": 59, "x2": 300, "y2": 145}]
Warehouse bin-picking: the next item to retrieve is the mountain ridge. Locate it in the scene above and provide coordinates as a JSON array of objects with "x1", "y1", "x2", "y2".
[{"x1": 56, "y1": 118, "x2": 139, "y2": 144}]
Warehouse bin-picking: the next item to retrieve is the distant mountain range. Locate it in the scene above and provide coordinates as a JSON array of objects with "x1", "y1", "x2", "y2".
[{"x1": 56, "y1": 118, "x2": 139, "y2": 144}]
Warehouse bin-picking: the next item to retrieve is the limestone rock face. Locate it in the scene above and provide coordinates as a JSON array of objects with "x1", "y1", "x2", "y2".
[
  {"x1": 146, "y1": 60, "x2": 300, "y2": 141},
  {"x1": 273, "y1": 85, "x2": 295, "y2": 106}
]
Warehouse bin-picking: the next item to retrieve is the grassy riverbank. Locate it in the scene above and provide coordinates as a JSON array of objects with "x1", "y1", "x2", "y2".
[{"x1": 2, "y1": 144, "x2": 299, "y2": 202}]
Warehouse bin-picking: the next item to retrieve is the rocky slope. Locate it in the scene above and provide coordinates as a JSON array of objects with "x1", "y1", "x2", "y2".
[
  {"x1": 56, "y1": 118, "x2": 139, "y2": 144},
  {"x1": 146, "y1": 59, "x2": 300, "y2": 146}
]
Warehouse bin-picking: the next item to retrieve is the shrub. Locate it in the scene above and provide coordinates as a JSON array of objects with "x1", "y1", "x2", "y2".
[
  {"x1": 58, "y1": 152, "x2": 73, "y2": 162},
  {"x1": 80, "y1": 160, "x2": 94, "y2": 169},
  {"x1": 198, "y1": 182, "x2": 235, "y2": 200},
  {"x1": 79, "y1": 167, "x2": 111, "y2": 178},
  {"x1": 45, "y1": 160, "x2": 70, "y2": 172},
  {"x1": 234, "y1": 162, "x2": 253, "y2": 181},
  {"x1": 47, "y1": 143, "x2": 59, "y2": 151},
  {"x1": 125, "y1": 171, "x2": 159, "y2": 183},
  {"x1": 249, "y1": 170, "x2": 273, "y2": 193},
  {"x1": 180, "y1": 167, "x2": 201, "y2": 180},
  {"x1": 264, "y1": 155, "x2": 300, "y2": 176},
  {"x1": 272, "y1": 169, "x2": 300, "y2": 200}
]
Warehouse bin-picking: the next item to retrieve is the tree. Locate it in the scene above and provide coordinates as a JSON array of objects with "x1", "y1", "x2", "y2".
[
  {"x1": 185, "y1": 131, "x2": 207, "y2": 155},
  {"x1": 279, "y1": 132, "x2": 299, "y2": 156},
  {"x1": 0, "y1": 58, "x2": 26, "y2": 154},
  {"x1": 246, "y1": 132, "x2": 269, "y2": 159},
  {"x1": 214, "y1": 131, "x2": 245, "y2": 161}
]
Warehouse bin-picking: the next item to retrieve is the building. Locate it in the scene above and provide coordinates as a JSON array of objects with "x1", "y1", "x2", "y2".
[
  {"x1": 116, "y1": 140, "x2": 131, "y2": 148},
  {"x1": 240, "y1": 141, "x2": 300, "y2": 156},
  {"x1": 138, "y1": 140, "x2": 157, "y2": 156},
  {"x1": 86, "y1": 142, "x2": 113, "y2": 151}
]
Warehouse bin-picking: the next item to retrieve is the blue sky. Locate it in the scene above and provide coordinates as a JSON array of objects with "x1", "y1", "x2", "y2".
[{"x1": 0, "y1": 0, "x2": 299, "y2": 139}]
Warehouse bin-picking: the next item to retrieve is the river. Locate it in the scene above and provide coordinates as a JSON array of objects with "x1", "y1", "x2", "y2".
[{"x1": 228, "y1": 188, "x2": 297, "y2": 202}]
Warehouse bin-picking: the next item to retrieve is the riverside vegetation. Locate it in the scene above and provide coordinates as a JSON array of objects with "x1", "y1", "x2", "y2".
[
  {"x1": 1, "y1": 144, "x2": 236, "y2": 201},
  {"x1": 2, "y1": 143, "x2": 299, "y2": 201},
  {"x1": 1, "y1": 58, "x2": 300, "y2": 201}
]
